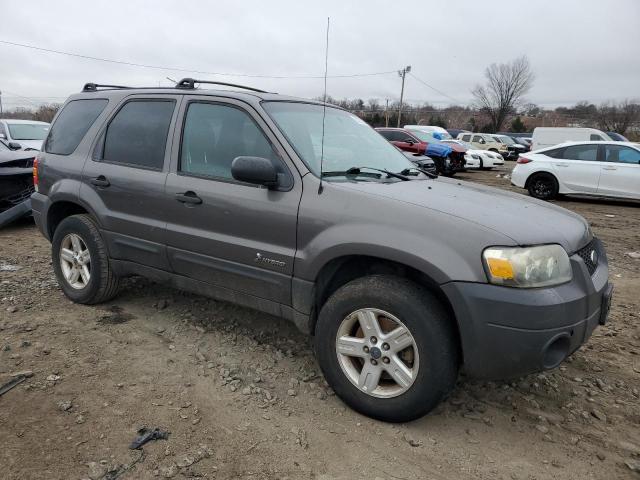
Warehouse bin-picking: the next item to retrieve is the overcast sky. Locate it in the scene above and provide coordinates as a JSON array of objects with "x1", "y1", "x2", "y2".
[{"x1": 1, "y1": 0, "x2": 639, "y2": 111}]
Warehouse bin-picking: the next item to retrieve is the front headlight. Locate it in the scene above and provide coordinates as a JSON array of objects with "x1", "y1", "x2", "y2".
[{"x1": 482, "y1": 245, "x2": 572, "y2": 288}]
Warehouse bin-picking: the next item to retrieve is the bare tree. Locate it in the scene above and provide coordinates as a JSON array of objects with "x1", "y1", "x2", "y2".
[
  {"x1": 472, "y1": 56, "x2": 534, "y2": 132},
  {"x1": 597, "y1": 99, "x2": 640, "y2": 135}
]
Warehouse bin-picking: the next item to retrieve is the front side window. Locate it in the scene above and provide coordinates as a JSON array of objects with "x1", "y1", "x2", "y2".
[
  {"x1": 46, "y1": 99, "x2": 108, "y2": 155},
  {"x1": 472, "y1": 135, "x2": 483, "y2": 143},
  {"x1": 263, "y1": 101, "x2": 413, "y2": 177},
  {"x1": 563, "y1": 144, "x2": 598, "y2": 161},
  {"x1": 180, "y1": 102, "x2": 280, "y2": 180},
  {"x1": 604, "y1": 145, "x2": 640, "y2": 164},
  {"x1": 102, "y1": 100, "x2": 175, "y2": 169}
]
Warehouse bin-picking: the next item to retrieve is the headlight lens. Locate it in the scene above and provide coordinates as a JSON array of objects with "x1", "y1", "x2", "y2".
[{"x1": 482, "y1": 245, "x2": 572, "y2": 288}]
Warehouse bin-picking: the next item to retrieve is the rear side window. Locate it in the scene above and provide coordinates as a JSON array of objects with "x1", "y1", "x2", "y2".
[
  {"x1": 377, "y1": 130, "x2": 393, "y2": 140},
  {"x1": 563, "y1": 144, "x2": 598, "y2": 161},
  {"x1": 590, "y1": 134, "x2": 604, "y2": 141},
  {"x1": 45, "y1": 99, "x2": 108, "y2": 155},
  {"x1": 543, "y1": 147, "x2": 565, "y2": 159},
  {"x1": 461, "y1": 134, "x2": 471, "y2": 142},
  {"x1": 102, "y1": 100, "x2": 175, "y2": 170}
]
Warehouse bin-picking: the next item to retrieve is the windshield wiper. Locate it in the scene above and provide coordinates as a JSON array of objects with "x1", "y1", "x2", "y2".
[
  {"x1": 399, "y1": 167, "x2": 438, "y2": 179},
  {"x1": 322, "y1": 166, "x2": 410, "y2": 181}
]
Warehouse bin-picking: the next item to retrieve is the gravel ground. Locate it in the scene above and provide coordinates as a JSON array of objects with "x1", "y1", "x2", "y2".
[{"x1": 1, "y1": 165, "x2": 639, "y2": 480}]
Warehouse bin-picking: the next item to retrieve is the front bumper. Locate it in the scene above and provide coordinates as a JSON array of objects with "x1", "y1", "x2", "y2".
[{"x1": 442, "y1": 238, "x2": 610, "y2": 379}]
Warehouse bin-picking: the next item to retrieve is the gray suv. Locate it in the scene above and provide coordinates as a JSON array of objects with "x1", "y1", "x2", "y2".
[{"x1": 31, "y1": 79, "x2": 612, "y2": 422}]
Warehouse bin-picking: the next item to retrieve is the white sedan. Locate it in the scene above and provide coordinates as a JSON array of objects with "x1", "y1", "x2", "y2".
[
  {"x1": 511, "y1": 141, "x2": 640, "y2": 200},
  {"x1": 443, "y1": 140, "x2": 504, "y2": 169}
]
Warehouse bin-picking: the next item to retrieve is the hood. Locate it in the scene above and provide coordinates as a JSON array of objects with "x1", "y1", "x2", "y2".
[
  {"x1": 336, "y1": 178, "x2": 591, "y2": 253},
  {"x1": 0, "y1": 150, "x2": 36, "y2": 176},
  {"x1": 425, "y1": 143, "x2": 453, "y2": 158}
]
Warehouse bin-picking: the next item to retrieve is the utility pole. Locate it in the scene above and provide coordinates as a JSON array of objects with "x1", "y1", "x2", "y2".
[
  {"x1": 385, "y1": 99, "x2": 389, "y2": 127},
  {"x1": 397, "y1": 66, "x2": 411, "y2": 127}
]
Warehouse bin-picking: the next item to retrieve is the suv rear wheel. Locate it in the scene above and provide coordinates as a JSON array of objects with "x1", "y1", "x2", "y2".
[
  {"x1": 52, "y1": 214, "x2": 120, "y2": 304},
  {"x1": 314, "y1": 275, "x2": 459, "y2": 422}
]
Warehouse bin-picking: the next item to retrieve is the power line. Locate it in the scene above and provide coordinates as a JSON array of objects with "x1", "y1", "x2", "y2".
[
  {"x1": 0, "y1": 39, "x2": 397, "y2": 80},
  {"x1": 408, "y1": 72, "x2": 464, "y2": 105}
]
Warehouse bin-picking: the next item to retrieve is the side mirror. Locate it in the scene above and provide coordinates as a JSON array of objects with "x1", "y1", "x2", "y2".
[
  {"x1": 0, "y1": 133, "x2": 6, "y2": 140},
  {"x1": 231, "y1": 156, "x2": 278, "y2": 188},
  {"x1": 8, "y1": 142, "x2": 22, "y2": 150}
]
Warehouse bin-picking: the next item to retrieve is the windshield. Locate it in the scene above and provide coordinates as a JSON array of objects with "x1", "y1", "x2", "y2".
[
  {"x1": 407, "y1": 130, "x2": 439, "y2": 143},
  {"x1": 498, "y1": 135, "x2": 516, "y2": 145},
  {"x1": 7, "y1": 123, "x2": 50, "y2": 141},
  {"x1": 263, "y1": 102, "x2": 414, "y2": 178}
]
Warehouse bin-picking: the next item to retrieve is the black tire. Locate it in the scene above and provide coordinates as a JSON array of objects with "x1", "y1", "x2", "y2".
[
  {"x1": 314, "y1": 275, "x2": 459, "y2": 422},
  {"x1": 527, "y1": 173, "x2": 559, "y2": 200},
  {"x1": 51, "y1": 214, "x2": 120, "y2": 304}
]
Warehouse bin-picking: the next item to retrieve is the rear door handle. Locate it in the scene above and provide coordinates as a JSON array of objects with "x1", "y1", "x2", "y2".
[
  {"x1": 555, "y1": 163, "x2": 569, "y2": 167},
  {"x1": 602, "y1": 166, "x2": 617, "y2": 171},
  {"x1": 90, "y1": 175, "x2": 110, "y2": 187},
  {"x1": 175, "y1": 191, "x2": 202, "y2": 205}
]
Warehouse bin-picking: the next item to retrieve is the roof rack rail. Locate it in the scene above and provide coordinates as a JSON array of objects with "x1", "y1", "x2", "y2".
[
  {"x1": 82, "y1": 83, "x2": 132, "y2": 92},
  {"x1": 175, "y1": 78, "x2": 268, "y2": 93}
]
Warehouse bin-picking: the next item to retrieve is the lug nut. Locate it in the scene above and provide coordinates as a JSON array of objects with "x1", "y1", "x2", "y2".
[
  {"x1": 381, "y1": 343, "x2": 390, "y2": 351},
  {"x1": 382, "y1": 357, "x2": 390, "y2": 364},
  {"x1": 363, "y1": 346, "x2": 370, "y2": 353},
  {"x1": 371, "y1": 359, "x2": 378, "y2": 365},
  {"x1": 370, "y1": 336, "x2": 378, "y2": 344}
]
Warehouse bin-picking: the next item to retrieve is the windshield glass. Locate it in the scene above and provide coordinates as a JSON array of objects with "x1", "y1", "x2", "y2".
[
  {"x1": 7, "y1": 123, "x2": 49, "y2": 140},
  {"x1": 407, "y1": 130, "x2": 439, "y2": 142},
  {"x1": 263, "y1": 102, "x2": 414, "y2": 178}
]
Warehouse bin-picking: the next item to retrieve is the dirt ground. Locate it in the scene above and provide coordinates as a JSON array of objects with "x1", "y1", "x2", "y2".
[{"x1": 1, "y1": 165, "x2": 639, "y2": 480}]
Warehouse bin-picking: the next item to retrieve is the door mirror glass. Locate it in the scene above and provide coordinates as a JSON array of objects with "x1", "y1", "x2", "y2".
[{"x1": 231, "y1": 156, "x2": 279, "y2": 188}]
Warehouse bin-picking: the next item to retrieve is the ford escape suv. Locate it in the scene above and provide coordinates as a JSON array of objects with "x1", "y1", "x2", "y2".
[{"x1": 31, "y1": 79, "x2": 612, "y2": 422}]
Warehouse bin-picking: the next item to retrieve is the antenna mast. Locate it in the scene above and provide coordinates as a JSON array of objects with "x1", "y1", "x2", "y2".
[{"x1": 318, "y1": 17, "x2": 330, "y2": 194}]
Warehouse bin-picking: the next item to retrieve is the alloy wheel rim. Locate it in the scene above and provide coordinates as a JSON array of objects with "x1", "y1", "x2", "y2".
[
  {"x1": 335, "y1": 308, "x2": 419, "y2": 398},
  {"x1": 59, "y1": 233, "x2": 91, "y2": 289}
]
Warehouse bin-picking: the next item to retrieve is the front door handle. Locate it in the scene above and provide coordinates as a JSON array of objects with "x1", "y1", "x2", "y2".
[
  {"x1": 90, "y1": 175, "x2": 110, "y2": 187},
  {"x1": 175, "y1": 191, "x2": 202, "y2": 205},
  {"x1": 602, "y1": 166, "x2": 617, "y2": 171},
  {"x1": 555, "y1": 163, "x2": 569, "y2": 167}
]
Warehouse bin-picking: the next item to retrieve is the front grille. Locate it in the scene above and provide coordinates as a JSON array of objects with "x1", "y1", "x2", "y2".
[{"x1": 576, "y1": 240, "x2": 598, "y2": 275}]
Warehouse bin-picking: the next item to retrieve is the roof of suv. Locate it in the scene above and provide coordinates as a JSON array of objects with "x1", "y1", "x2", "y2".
[{"x1": 69, "y1": 81, "x2": 326, "y2": 107}]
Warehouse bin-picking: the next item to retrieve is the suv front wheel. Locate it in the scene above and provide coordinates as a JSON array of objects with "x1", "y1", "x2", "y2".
[
  {"x1": 314, "y1": 275, "x2": 459, "y2": 422},
  {"x1": 52, "y1": 214, "x2": 120, "y2": 304}
]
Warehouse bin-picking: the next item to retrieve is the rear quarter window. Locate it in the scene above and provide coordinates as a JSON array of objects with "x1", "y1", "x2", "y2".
[{"x1": 45, "y1": 99, "x2": 109, "y2": 155}]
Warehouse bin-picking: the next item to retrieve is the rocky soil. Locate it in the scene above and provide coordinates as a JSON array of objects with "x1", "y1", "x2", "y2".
[{"x1": 1, "y1": 165, "x2": 639, "y2": 479}]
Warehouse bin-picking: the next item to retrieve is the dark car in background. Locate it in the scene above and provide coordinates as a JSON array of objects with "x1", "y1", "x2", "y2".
[
  {"x1": 607, "y1": 132, "x2": 629, "y2": 142},
  {"x1": 376, "y1": 127, "x2": 466, "y2": 176}
]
